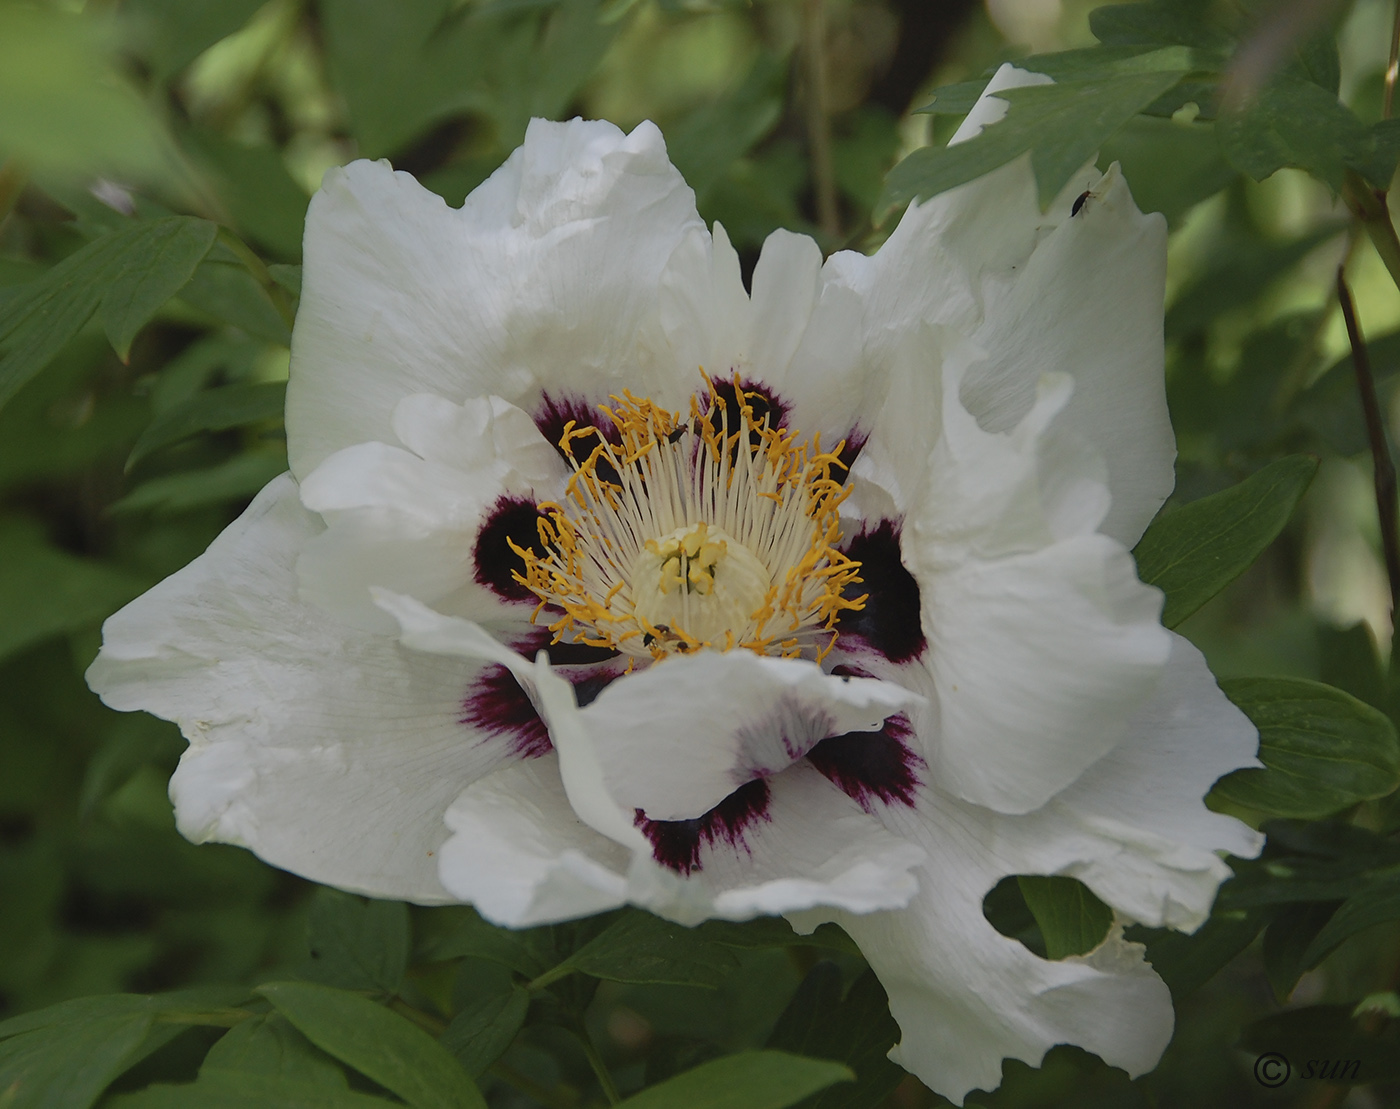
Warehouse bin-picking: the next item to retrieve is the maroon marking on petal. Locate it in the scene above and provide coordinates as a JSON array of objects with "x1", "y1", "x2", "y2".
[
  {"x1": 462, "y1": 659, "x2": 622, "y2": 759},
  {"x1": 462, "y1": 665, "x2": 551, "y2": 759},
  {"x1": 535, "y1": 392, "x2": 621, "y2": 484},
  {"x1": 634, "y1": 778, "x2": 772, "y2": 876},
  {"x1": 474, "y1": 496, "x2": 547, "y2": 603},
  {"x1": 704, "y1": 378, "x2": 790, "y2": 460},
  {"x1": 508, "y1": 626, "x2": 620, "y2": 667},
  {"x1": 836, "y1": 519, "x2": 925, "y2": 663},
  {"x1": 807, "y1": 712, "x2": 923, "y2": 812},
  {"x1": 835, "y1": 429, "x2": 867, "y2": 478}
]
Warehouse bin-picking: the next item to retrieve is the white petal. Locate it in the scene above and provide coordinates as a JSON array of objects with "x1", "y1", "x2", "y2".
[
  {"x1": 295, "y1": 394, "x2": 564, "y2": 632},
  {"x1": 439, "y1": 757, "x2": 630, "y2": 927},
  {"x1": 996, "y1": 634, "x2": 1264, "y2": 929},
  {"x1": 794, "y1": 799, "x2": 1174, "y2": 1104},
  {"x1": 578, "y1": 650, "x2": 921, "y2": 820},
  {"x1": 960, "y1": 162, "x2": 1173, "y2": 546},
  {"x1": 286, "y1": 118, "x2": 704, "y2": 477},
  {"x1": 658, "y1": 222, "x2": 878, "y2": 443},
  {"x1": 85, "y1": 475, "x2": 505, "y2": 903},
  {"x1": 901, "y1": 362, "x2": 1170, "y2": 813}
]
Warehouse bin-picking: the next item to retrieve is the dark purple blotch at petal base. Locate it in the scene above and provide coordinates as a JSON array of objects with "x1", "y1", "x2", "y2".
[
  {"x1": 806, "y1": 712, "x2": 922, "y2": 811},
  {"x1": 473, "y1": 496, "x2": 547, "y2": 603},
  {"x1": 836, "y1": 520, "x2": 925, "y2": 663},
  {"x1": 635, "y1": 778, "x2": 772, "y2": 876},
  {"x1": 534, "y1": 392, "x2": 622, "y2": 483},
  {"x1": 462, "y1": 631, "x2": 620, "y2": 759},
  {"x1": 834, "y1": 430, "x2": 867, "y2": 478}
]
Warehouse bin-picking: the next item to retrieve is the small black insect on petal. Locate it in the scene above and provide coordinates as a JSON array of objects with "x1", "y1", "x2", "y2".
[
  {"x1": 473, "y1": 496, "x2": 548, "y2": 603},
  {"x1": 1071, "y1": 190, "x2": 1091, "y2": 217},
  {"x1": 836, "y1": 520, "x2": 926, "y2": 663},
  {"x1": 635, "y1": 778, "x2": 772, "y2": 876}
]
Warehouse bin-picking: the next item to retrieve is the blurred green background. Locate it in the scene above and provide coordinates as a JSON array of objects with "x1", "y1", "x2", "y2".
[{"x1": 5, "y1": 0, "x2": 1400, "y2": 1106}]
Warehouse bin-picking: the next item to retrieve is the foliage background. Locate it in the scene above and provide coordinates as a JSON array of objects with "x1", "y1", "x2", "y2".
[{"x1": 5, "y1": 0, "x2": 1400, "y2": 1106}]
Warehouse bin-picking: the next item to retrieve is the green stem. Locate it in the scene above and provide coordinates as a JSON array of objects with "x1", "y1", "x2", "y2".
[
  {"x1": 526, "y1": 962, "x2": 578, "y2": 992},
  {"x1": 575, "y1": 1022, "x2": 621, "y2": 1106},
  {"x1": 1344, "y1": 170, "x2": 1400, "y2": 299},
  {"x1": 217, "y1": 227, "x2": 297, "y2": 333},
  {"x1": 387, "y1": 996, "x2": 448, "y2": 1037}
]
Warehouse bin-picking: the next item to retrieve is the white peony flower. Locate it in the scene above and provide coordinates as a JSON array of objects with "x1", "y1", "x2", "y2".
[{"x1": 88, "y1": 66, "x2": 1263, "y2": 1104}]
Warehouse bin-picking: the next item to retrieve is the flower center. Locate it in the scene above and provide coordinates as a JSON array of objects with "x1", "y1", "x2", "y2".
[{"x1": 512, "y1": 376, "x2": 866, "y2": 661}]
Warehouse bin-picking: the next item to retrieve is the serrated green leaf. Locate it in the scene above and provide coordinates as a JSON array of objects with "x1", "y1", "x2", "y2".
[
  {"x1": 179, "y1": 258, "x2": 292, "y2": 346},
  {"x1": 1212, "y1": 678, "x2": 1400, "y2": 818},
  {"x1": 420, "y1": 910, "x2": 557, "y2": 977},
  {"x1": 256, "y1": 982, "x2": 485, "y2": 1109},
  {"x1": 1217, "y1": 78, "x2": 1373, "y2": 191},
  {"x1": 127, "y1": 382, "x2": 286, "y2": 469},
  {"x1": 557, "y1": 909, "x2": 740, "y2": 988},
  {"x1": 881, "y1": 69, "x2": 1186, "y2": 214},
  {"x1": 694, "y1": 917, "x2": 861, "y2": 955},
  {"x1": 0, "y1": 216, "x2": 216, "y2": 409},
  {"x1": 1133, "y1": 455, "x2": 1318, "y2": 628},
  {"x1": 0, "y1": 518, "x2": 147, "y2": 664},
  {"x1": 98, "y1": 219, "x2": 219, "y2": 360},
  {"x1": 617, "y1": 1051, "x2": 853, "y2": 1109},
  {"x1": 1017, "y1": 876, "x2": 1114, "y2": 960},
  {"x1": 301, "y1": 889, "x2": 410, "y2": 995},
  {"x1": 1089, "y1": 1, "x2": 1236, "y2": 52}
]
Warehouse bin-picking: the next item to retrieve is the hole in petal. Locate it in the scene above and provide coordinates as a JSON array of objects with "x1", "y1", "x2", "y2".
[
  {"x1": 634, "y1": 778, "x2": 772, "y2": 876},
  {"x1": 806, "y1": 712, "x2": 922, "y2": 811},
  {"x1": 982, "y1": 875, "x2": 1114, "y2": 960},
  {"x1": 836, "y1": 520, "x2": 925, "y2": 663},
  {"x1": 474, "y1": 496, "x2": 549, "y2": 603}
]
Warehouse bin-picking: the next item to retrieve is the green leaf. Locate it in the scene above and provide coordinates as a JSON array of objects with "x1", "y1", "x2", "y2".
[
  {"x1": 1126, "y1": 906, "x2": 1273, "y2": 999},
  {"x1": 1089, "y1": 2, "x2": 1236, "y2": 52},
  {"x1": 301, "y1": 888, "x2": 411, "y2": 995},
  {"x1": 256, "y1": 982, "x2": 486, "y2": 1109},
  {"x1": 1217, "y1": 78, "x2": 1374, "y2": 191},
  {"x1": 694, "y1": 917, "x2": 861, "y2": 956},
  {"x1": 179, "y1": 257, "x2": 292, "y2": 346},
  {"x1": 1133, "y1": 455, "x2": 1319, "y2": 627},
  {"x1": 110, "y1": 450, "x2": 288, "y2": 516},
  {"x1": 440, "y1": 982, "x2": 528, "y2": 1078},
  {"x1": 108, "y1": 1073, "x2": 399, "y2": 1108},
  {"x1": 0, "y1": 991, "x2": 251, "y2": 1109},
  {"x1": 556, "y1": 909, "x2": 740, "y2": 988},
  {"x1": 127, "y1": 382, "x2": 286, "y2": 469},
  {"x1": 1212, "y1": 678, "x2": 1400, "y2": 818},
  {"x1": 0, "y1": 217, "x2": 217, "y2": 408},
  {"x1": 881, "y1": 69, "x2": 1186, "y2": 213},
  {"x1": 666, "y1": 54, "x2": 784, "y2": 202},
  {"x1": 1097, "y1": 115, "x2": 1236, "y2": 227},
  {"x1": 0, "y1": 6, "x2": 172, "y2": 180},
  {"x1": 182, "y1": 127, "x2": 310, "y2": 261},
  {"x1": 1017, "y1": 876, "x2": 1114, "y2": 960},
  {"x1": 767, "y1": 966, "x2": 904, "y2": 1109},
  {"x1": 124, "y1": 0, "x2": 268, "y2": 85},
  {"x1": 0, "y1": 518, "x2": 147, "y2": 664},
  {"x1": 1301, "y1": 876, "x2": 1400, "y2": 970},
  {"x1": 1263, "y1": 901, "x2": 1339, "y2": 1001},
  {"x1": 616, "y1": 1051, "x2": 853, "y2": 1109},
  {"x1": 1239, "y1": 1004, "x2": 1400, "y2": 1085},
  {"x1": 200, "y1": 1012, "x2": 349, "y2": 1089},
  {"x1": 419, "y1": 909, "x2": 557, "y2": 977}
]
